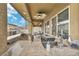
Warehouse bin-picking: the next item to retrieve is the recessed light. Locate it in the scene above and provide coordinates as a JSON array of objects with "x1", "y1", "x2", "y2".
[{"x1": 23, "y1": 12, "x2": 26, "y2": 14}]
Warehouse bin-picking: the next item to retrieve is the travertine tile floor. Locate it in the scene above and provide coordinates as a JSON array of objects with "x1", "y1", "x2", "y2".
[
  {"x1": 8, "y1": 38, "x2": 79, "y2": 56},
  {"x1": 50, "y1": 47, "x2": 79, "y2": 56}
]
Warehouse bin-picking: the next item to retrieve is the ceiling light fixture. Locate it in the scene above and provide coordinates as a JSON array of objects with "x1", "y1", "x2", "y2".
[
  {"x1": 23, "y1": 12, "x2": 26, "y2": 15},
  {"x1": 34, "y1": 11, "x2": 47, "y2": 20}
]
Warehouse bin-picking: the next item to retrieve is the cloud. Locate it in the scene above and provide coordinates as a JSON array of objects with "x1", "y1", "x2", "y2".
[
  {"x1": 7, "y1": 3, "x2": 27, "y2": 27},
  {"x1": 7, "y1": 13, "x2": 11, "y2": 17},
  {"x1": 7, "y1": 3, "x2": 17, "y2": 14},
  {"x1": 13, "y1": 16, "x2": 17, "y2": 20}
]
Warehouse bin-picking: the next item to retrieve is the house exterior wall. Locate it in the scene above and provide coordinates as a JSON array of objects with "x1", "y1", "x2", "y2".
[
  {"x1": 43, "y1": 3, "x2": 79, "y2": 41},
  {"x1": 70, "y1": 4, "x2": 79, "y2": 40},
  {"x1": 43, "y1": 4, "x2": 69, "y2": 35}
]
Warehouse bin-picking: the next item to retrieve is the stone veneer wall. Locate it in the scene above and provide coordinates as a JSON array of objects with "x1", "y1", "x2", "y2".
[{"x1": 0, "y1": 4, "x2": 7, "y2": 55}]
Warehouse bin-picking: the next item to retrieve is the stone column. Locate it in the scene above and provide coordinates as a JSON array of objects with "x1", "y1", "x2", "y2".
[{"x1": 0, "y1": 4, "x2": 7, "y2": 55}]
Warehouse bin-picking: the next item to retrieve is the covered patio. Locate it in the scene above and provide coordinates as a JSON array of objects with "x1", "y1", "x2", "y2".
[{"x1": 0, "y1": 3, "x2": 79, "y2": 56}]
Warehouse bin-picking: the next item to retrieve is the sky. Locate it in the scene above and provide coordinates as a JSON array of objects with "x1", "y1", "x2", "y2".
[{"x1": 7, "y1": 3, "x2": 28, "y2": 27}]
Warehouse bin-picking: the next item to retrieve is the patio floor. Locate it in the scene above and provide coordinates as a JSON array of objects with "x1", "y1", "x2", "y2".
[{"x1": 6, "y1": 37, "x2": 79, "y2": 56}]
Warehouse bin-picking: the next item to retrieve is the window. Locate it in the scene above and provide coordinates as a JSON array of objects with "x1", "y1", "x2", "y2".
[
  {"x1": 45, "y1": 23, "x2": 47, "y2": 33},
  {"x1": 47, "y1": 21, "x2": 49, "y2": 25},
  {"x1": 58, "y1": 8, "x2": 69, "y2": 22},
  {"x1": 46, "y1": 21, "x2": 50, "y2": 34},
  {"x1": 45, "y1": 21, "x2": 50, "y2": 34},
  {"x1": 52, "y1": 17, "x2": 56, "y2": 35},
  {"x1": 44, "y1": 7, "x2": 69, "y2": 39},
  {"x1": 57, "y1": 8, "x2": 69, "y2": 39},
  {"x1": 58, "y1": 23, "x2": 69, "y2": 39}
]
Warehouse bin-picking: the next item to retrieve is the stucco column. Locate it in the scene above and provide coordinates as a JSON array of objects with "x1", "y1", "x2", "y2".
[
  {"x1": 28, "y1": 22, "x2": 33, "y2": 34},
  {"x1": 70, "y1": 4, "x2": 79, "y2": 40},
  {"x1": 27, "y1": 22, "x2": 33, "y2": 41},
  {"x1": 0, "y1": 4, "x2": 7, "y2": 55}
]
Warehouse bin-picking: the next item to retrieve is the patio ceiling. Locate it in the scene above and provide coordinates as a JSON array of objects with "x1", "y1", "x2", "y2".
[{"x1": 11, "y1": 3, "x2": 69, "y2": 27}]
